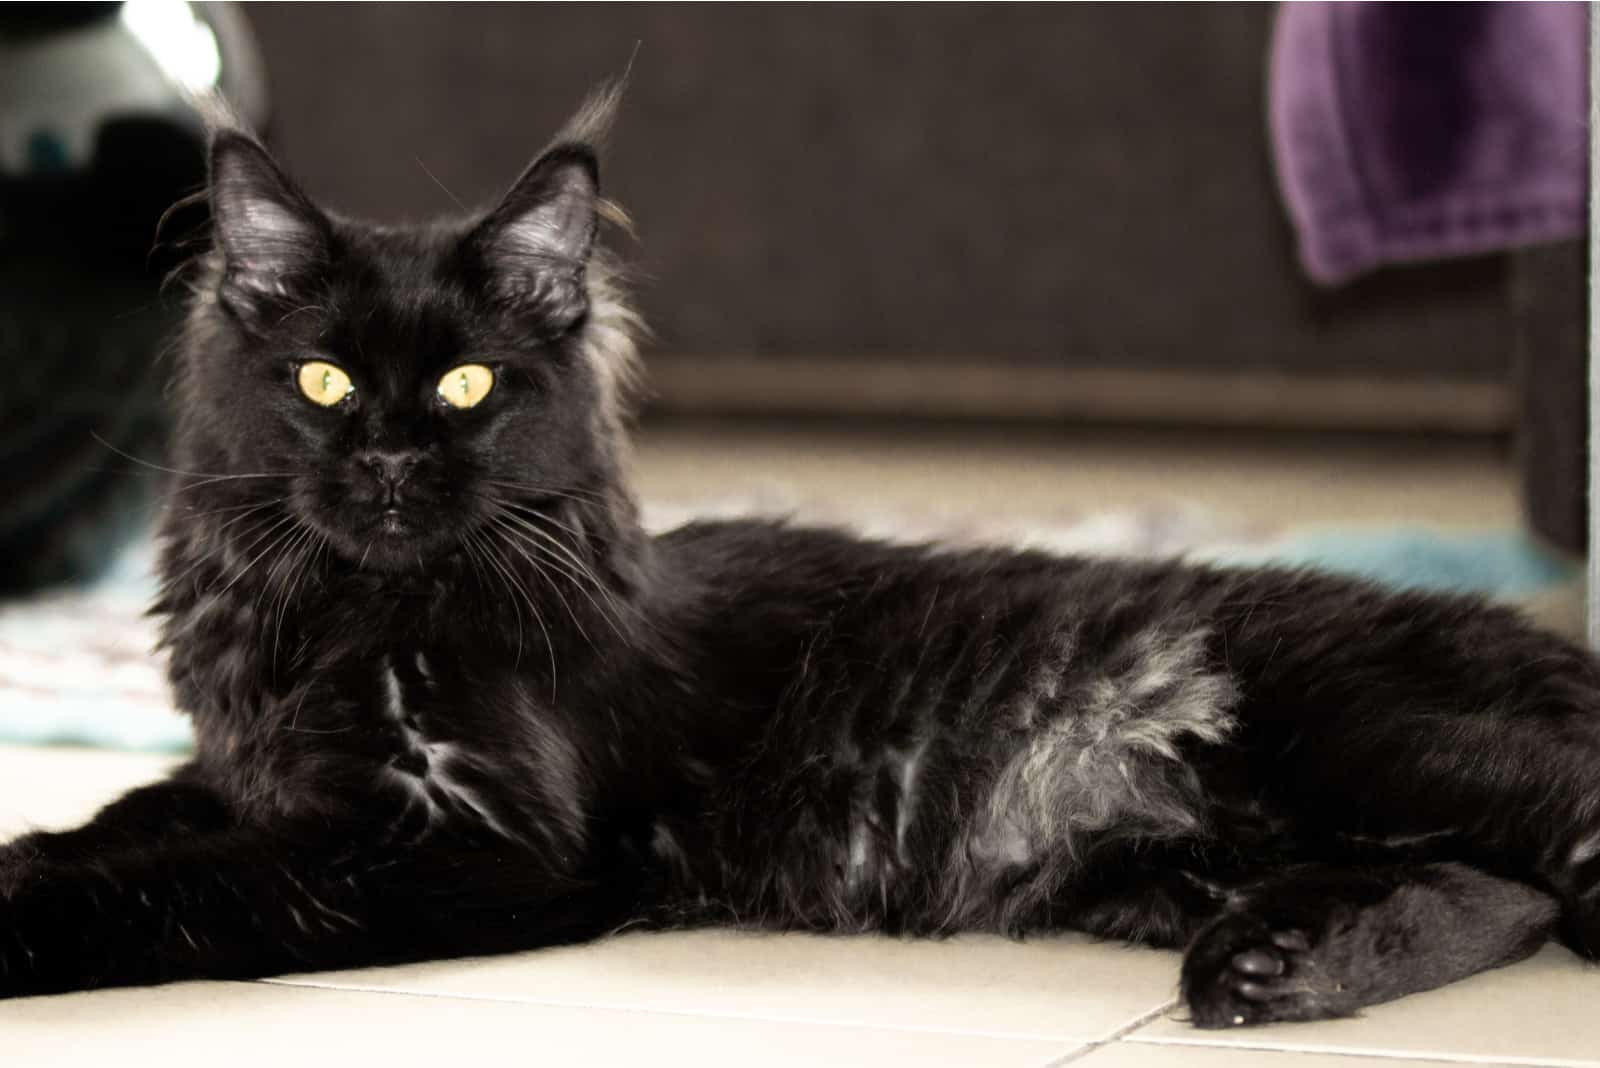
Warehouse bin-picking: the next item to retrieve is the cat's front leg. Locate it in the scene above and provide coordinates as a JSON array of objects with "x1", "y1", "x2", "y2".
[
  {"x1": 0, "y1": 817, "x2": 639, "y2": 999},
  {"x1": 0, "y1": 769, "x2": 231, "y2": 899}
]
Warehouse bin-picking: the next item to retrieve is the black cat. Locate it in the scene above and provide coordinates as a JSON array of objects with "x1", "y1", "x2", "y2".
[{"x1": 2, "y1": 89, "x2": 1594, "y2": 1027}]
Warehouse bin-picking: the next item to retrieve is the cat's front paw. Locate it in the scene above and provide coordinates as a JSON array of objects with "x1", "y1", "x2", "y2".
[{"x1": 1182, "y1": 914, "x2": 1338, "y2": 1028}]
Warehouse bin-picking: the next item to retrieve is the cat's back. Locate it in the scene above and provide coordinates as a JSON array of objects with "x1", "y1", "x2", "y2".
[
  {"x1": 655, "y1": 515, "x2": 1117, "y2": 607},
  {"x1": 650, "y1": 515, "x2": 1261, "y2": 662}
]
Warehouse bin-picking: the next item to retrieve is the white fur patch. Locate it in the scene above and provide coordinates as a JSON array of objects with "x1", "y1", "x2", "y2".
[
  {"x1": 1571, "y1": 831, "x2": 1600, "y2": 867},
  {"x1": 382, "y1": 661, "x2": 405, "y2": 721},
  {"x1": 845, "y1": 817, "x2": 873, "y2": 889},
  {"x1": 972, "y1": 628, "x2": 1238, "y2": 868},
  {"x1": 382, "y1": 657, "x2": 512, "y2": 839},
  {"x1": 894, "y1": 737, "x2": 932, "y2": 861}
]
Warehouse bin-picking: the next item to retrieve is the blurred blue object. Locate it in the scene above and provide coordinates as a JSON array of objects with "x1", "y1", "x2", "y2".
[
  {"x1": 1210, "y1": 527, "x2": 1578, "y2": 599},
  {"x1": 0, "y1": 534, "x2": 190, "y2": 752}
]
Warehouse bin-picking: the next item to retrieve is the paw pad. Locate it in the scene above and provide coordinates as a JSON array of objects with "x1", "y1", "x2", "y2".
[{"x1": 1183, "y1": 919, "x2": 1317, "y2": 1028}]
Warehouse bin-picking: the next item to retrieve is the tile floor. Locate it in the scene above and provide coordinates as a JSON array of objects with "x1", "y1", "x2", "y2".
[{"x1": 4, "y1": 423, "x2": 1595, "y2": 1066}]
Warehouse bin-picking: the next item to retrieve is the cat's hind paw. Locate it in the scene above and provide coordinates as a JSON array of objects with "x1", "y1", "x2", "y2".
[{"x1": 1181, "y1": 915, "x2": 1339, "y2": 1028}]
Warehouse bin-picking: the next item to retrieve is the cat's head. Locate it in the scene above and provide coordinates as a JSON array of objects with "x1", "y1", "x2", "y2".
[{"x1": 171, "y1": 89, "x2": 640, "y2": 578}]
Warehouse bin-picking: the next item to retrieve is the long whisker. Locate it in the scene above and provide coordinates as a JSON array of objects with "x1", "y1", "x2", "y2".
[
  {"x1": 490, "y1": 513, "x2": 628, "y2": 644},
  {"x1": 224, "y1": 510, "x2": 299, "y2": 559},
  {"x1": 487, "y1": 514, "x2": 592, "y2": 650},
  {"x1": 463, "y1": 527, "x2": 520, "y2": 663},
  {"x1": 496, "y1": 532, "x2": 559, "y2": 689},
  {"x1": 477, "y1": 527, "x2": 557, "y2": 690},
  {"x1": 166, "y1": 472, "x2": 298, "y2": 494},
  {"x1": 466, "y1": 528, "x2": 528, "y2": 676},
  {"x1": 290, "y1": 531, "x2": 327, "y2": 639},
  {"x1": 244, "y1": 520, "x2": 306, "y2": 604},
  {"x1": 492, "y1": 504, "x2": 609, "y2": 588},
  {"x1": 515, "y1": 505, "x2": 614, "y2": 547},
  {"x1": 262, "y1": 523, "x2": 321, "y2": 676},
  {"x1": 214, "y1": 513, "x2": 301, "y2": 597},
  {"x1": 492, "y1": 506, "x2": 643, "y2": 639},
  {"x1": 90, "y1": 432, "x2": 295, "y2": 483},
  {"x1": 280, "y1": 529, "x2": 326, "y2": 646},
  {"x1": 477, "y1": 479, "x2": 611, "y2": 506},
  {"x1": 156, "y1": 507, "x2": 282, "y2": 596},
  {"x1": 258, "y1": 522, "x2": 309, "y2": 613},
  {"x1": 213, "y1": 501, "x2": 286, "y2": 537},
  {"x1": 457, "y1": 529, "x2": 493, "y2": 617},
  {"x1": 259, "y1": 527, "x2": 304, "y2": 670},
  {"x1": 489, "y1": 507, "x2": 608, "y2": 594},
  {"x1": 181, "y1": 498, "x2": 287, "y2": 520}
]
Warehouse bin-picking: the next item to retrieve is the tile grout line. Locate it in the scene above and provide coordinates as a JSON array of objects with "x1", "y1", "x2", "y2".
[
  {"x1": 1123, "y1": 1034, "x2": 1600, "y2": 1068},
  {"x1": 1039, "y1": 1004, "x2": 1600, "y2": 1068},
  {"x1": 254, "y1": 976, "x2": 1097, "y2": 1046},
  {"x1": 1039, "y1": 999, "x2": 1181, "y2": 1067}
]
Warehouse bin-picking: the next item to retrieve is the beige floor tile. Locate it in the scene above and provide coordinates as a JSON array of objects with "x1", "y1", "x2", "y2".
[
  {"x1": 272, "y1": 928, "x2": 1183, "y2": 1042},
  {"x1": 1080, "y1": 1043, "x2": 1467, "y2": 1067},
  {"x1": 630, "y1": 419, "x2": 1518, "y2": 530},
  {"x1": 1128, "y1": 945, "x2": 1600, "y2": 1067},
  {"x1": 0, "y1": 744, "x2": 176, "y2": 838},
  {"x1": 1, "y1": 980, "x2": 1078, "y2": 1068}
]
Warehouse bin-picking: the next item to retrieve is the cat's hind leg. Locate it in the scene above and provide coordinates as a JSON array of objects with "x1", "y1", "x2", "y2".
[
  {"x1": 1209, "y1": 574, "x2": 1600, "y2": 961},
  {"x1": 1058, "y1": 841, "x2": 1240, "y2": 949},
  {"x1": 1181, "y1": 862, "x2": 1556, "y2": 1028}
]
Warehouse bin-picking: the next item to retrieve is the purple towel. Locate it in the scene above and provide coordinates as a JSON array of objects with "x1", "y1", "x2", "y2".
[{"x1": 1270, "y1": 2, "x2": 1588, "y2": 285}]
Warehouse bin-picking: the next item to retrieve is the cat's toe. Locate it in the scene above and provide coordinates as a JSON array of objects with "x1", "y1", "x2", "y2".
[
  {"x1": 1271, "y1": 929, "x2": 1311, "y2": 953},
  {"x1": 1231, "y1": 948, "x2": 1285, "y2": 977},
  {"x1": 1182, "y1": 916, "x2": 1317, "y2": 1028}
]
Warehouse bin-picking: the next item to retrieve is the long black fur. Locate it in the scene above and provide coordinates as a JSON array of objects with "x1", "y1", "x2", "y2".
[{"x1": 3, "y1": 94, "x2": 1597, "y2": 1027}]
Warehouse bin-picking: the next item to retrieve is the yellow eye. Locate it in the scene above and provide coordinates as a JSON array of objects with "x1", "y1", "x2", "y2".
[
  {"x1": 296, "y1": 361, "x2": 353, "y2": 407},
  {"x1": 437, "y1": 364, "x2": 494, "y2": 409}
]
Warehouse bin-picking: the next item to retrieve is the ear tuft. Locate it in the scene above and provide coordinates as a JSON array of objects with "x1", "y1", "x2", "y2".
[{"x1": 209, "y1": 132, "x2": 327, "y2": 314}]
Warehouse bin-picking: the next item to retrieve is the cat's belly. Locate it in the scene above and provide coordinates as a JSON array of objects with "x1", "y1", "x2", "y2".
[{"x1": 655, "y1": 625, "x2": 1242, "y2": 934}]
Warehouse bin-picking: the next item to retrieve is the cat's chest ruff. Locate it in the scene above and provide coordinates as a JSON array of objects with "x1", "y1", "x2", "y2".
[{"x1": 378, "y1": 652, "x2": 513, "y2": 839}]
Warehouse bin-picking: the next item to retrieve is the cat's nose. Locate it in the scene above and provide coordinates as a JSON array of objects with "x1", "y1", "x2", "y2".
[{"x1": 359, "y1": 449, "x2": 421, "y2": 497}]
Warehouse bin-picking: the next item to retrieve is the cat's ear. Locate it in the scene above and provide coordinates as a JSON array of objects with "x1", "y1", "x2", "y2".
[
  {"x1": 208, "y1": 131, "x2": 329, "y2": 314},
  {"x1": 470, "y1": 144, "x2": 600, "y2": 329}
]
